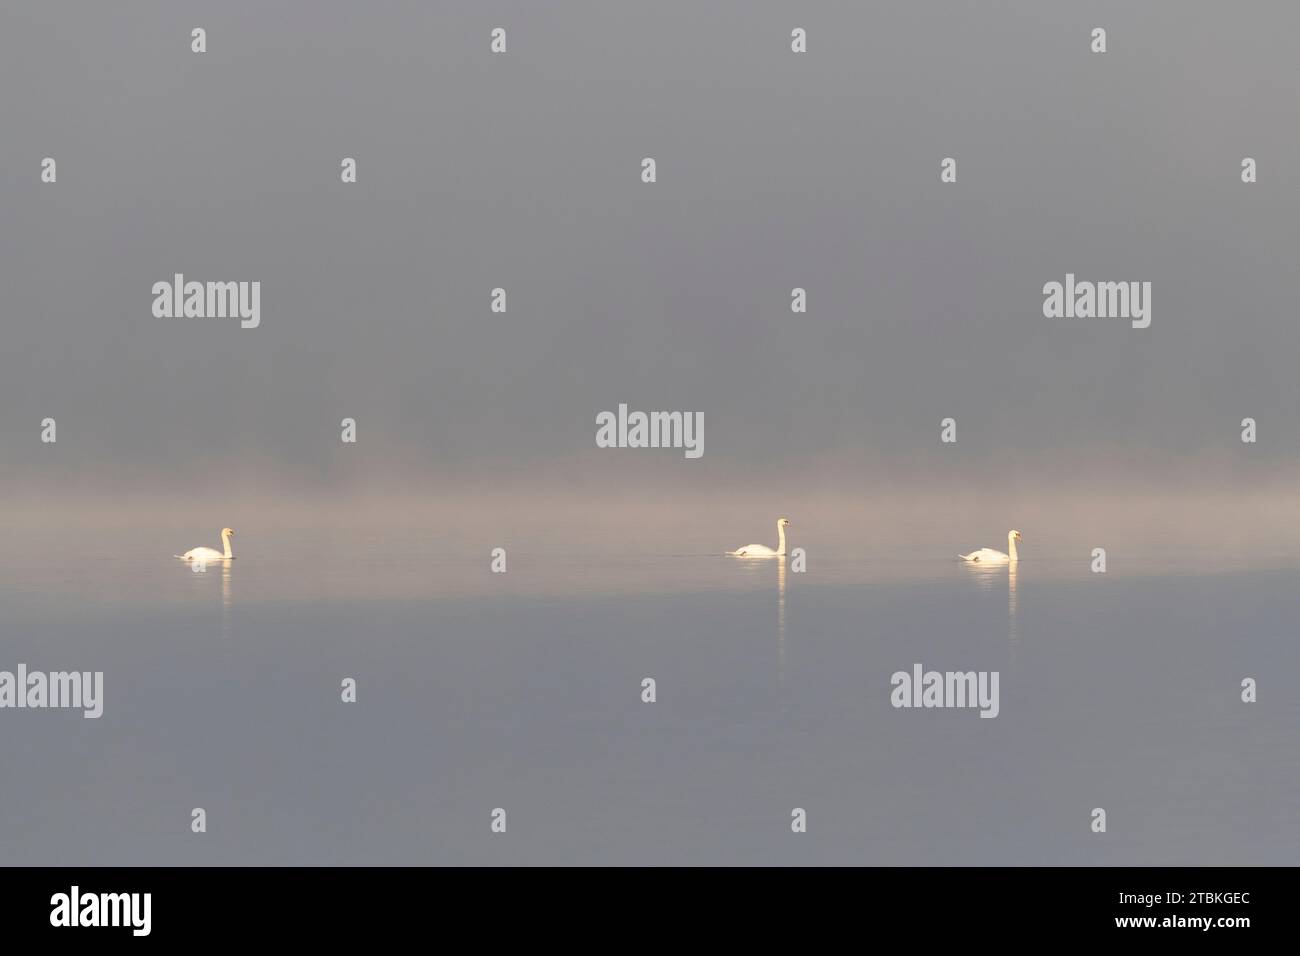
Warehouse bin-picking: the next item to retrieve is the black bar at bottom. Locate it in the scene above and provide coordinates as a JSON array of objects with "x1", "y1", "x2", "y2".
[{"x1": 0, "y1": 866, "x2": 1278, "y2": 941}]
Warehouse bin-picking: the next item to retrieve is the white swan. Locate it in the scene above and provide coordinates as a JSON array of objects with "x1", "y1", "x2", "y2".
[
  {"x1": 959, "y1": 530, "x2": 1021, "y2": 565},
  {"x1": 729, "y1": 518, "x2": 790, "y2": 557},
  {"x1": 176, "y1": 527, "x2": 235, "y2": 562}
]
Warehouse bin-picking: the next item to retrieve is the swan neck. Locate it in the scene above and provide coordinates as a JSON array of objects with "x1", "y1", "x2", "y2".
[
  {"x1": 1007, "y1": 534, "x2": 1018, "y2": 562},
  {"x1": 221, "y1": 530, "x2": 233, "y2": 560},
  {"x1": 777, "y1": 522, "x2": 787, "y2": 555}
]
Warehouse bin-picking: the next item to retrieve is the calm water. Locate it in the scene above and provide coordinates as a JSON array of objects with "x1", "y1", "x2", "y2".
[{"x1": 1, "y1": 529, "x2": 1297, "y2": 865}]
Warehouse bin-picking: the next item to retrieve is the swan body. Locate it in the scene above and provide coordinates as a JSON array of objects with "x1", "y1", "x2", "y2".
[
  {"x1": 959, "y1": 530, "x2": 1021, "y2": 565},
  {"x1": 176, "y1": 527, "x2": 235, "y2": 562},
  {"x1": 181, "y1": 547, "x2": 226, "y2": 561},
  {"x1": 729, "y1": 518, "x2": 790, "y2": 557}
]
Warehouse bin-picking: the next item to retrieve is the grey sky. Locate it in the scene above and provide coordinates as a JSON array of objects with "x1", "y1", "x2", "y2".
[{"x1": 3, "y1": 1, "x2": 1298, "y2": 497}]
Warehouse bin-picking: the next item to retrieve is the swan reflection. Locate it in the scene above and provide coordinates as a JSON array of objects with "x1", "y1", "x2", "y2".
[
  {"x1": 221, "y1": 559, "x2": 233, "y2": 638},
  {"x1": 184, "y1": 554, "x2": 235, "y2": 638},
  {"x1": 959, "y1": 558, "x2": 1020, "y2": 666},
  {"x1": 777, "y1": 558, "x2": 787, "y2": 686},
  {"x1": 1008, "y1": 561, "x2": 1019, "y2": 666}
]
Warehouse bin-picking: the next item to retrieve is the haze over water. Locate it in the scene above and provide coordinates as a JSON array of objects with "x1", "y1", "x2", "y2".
[{"x1": 2, "y1": 503, "x2": 1297, "y2": 865}]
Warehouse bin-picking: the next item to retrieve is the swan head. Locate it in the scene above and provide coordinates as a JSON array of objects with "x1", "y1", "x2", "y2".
[
  {"x1": 1009, "y1": 530, "x2": 1022, "y2": 541},
  {"x1": 221, "y1": 527, "x2": 235, "y2": 537},
  {"x1": 778, "y1": 517, "x2": 790, "y2": 527}
]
